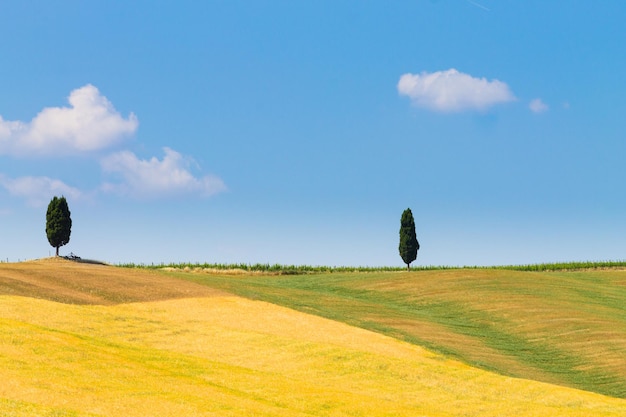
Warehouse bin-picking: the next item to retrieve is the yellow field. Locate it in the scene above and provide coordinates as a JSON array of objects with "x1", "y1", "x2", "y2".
[{"x1": 1, "y1": 260, "x2": 625, "y2": 416}]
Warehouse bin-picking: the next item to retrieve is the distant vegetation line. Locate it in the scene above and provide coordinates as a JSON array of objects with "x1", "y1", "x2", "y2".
[
  {"x1": 492, "y1": 260, "x2": 626, "y2": 271},
  {"x1": 117, "y1": 260, "x2": 626, "y2": 274},
  {"x1": 117, "y1": 262, "x2": 409, "y2": 274}
]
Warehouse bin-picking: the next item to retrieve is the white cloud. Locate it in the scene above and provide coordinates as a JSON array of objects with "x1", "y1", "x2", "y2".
[
  {"x1": 529, "y1": 98, "x2": 549, "y2": 113},
  {"x1": 0, "y1": 174, "x2": 81, "y2": 207},
  {"x1": 397, "y1": 69, "x2": 516, "y2": 112},
  {"x1": 0, "y1": 84, "x2": 138, "y2": 156},
  {"x1": 101, "y1": 147, "x2": 226, "y2": 199}
]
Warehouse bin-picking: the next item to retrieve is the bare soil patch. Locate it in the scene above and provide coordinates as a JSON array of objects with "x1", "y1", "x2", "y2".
[{"x1": 0, "y1": 258, "x2": 225, "y2": 305}]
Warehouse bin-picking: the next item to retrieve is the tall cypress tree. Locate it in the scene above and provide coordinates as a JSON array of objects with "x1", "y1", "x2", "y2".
[
  {"x1": 399, "y1": 208, "x2": 419, "y2": 271},
  {"x1": 46, "y1": 196, "x2": 72, "y2": 257}
]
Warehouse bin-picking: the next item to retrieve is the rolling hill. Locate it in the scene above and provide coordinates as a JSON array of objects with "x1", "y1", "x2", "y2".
[
  {"x1": 172, "y1": 266, "x2": 626, "y2": 399},
  {"x1": 1, "y1": 259, "x2": 625, "y2": 416}
]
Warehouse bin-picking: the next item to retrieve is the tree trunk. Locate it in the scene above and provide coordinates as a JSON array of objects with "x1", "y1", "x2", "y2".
[
  {"x1": 55, "y1": 246, "x2": 59, "y2": 257},
  {"x1": 407, "y1": 263, "x2": 410, "y2": 272}
]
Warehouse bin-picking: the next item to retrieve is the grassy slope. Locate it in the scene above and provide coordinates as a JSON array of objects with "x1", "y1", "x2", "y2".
[
  {"x1": 170, "y1": 268, "x2": 626, "y2": 399},
  {"x1": 1, "y1": 260, "x2": 626, "y2": 416}
]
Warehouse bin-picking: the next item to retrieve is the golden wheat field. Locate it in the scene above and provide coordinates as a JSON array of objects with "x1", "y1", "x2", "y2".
[{"x1": 0, "y1": 259, "x2": 625, "y2": 416}]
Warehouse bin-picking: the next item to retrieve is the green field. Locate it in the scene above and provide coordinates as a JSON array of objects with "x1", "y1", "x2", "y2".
[
  {"x1": 1, "y1": 259, "x2": 625, "y2": 416},
  {"x1": 169, "y1": 267, "x2": 626, "y2": 399}
]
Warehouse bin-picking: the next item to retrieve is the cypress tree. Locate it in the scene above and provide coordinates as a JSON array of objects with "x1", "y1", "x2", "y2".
[
  {"x1": 399, "y1": 208, "x2": 419, "y2": 271},
  {"x1": 46, "y1": 196, "x2": 72, "y2": 257}
]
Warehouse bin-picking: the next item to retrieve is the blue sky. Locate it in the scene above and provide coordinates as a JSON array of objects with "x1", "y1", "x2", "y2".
[{"x1": 1, "y1": 1, "x2": 625, "y2": 266}]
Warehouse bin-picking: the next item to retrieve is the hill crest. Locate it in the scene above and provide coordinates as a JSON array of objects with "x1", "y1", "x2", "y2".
[{"x1": 0, "y1": 258, "x2": 224, "y2": 305}]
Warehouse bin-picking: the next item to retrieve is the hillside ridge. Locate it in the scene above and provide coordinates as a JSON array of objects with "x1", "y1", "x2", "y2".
[{"x1": 0, "y1": 258, "x2": 224, "y2": 305}]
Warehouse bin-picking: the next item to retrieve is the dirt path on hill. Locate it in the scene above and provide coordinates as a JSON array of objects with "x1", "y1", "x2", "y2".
[{"x1": 0, "y1": 258, "x2": 226, "y2": 305}]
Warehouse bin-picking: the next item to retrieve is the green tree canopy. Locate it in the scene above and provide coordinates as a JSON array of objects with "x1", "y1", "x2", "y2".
[
  {"x1": 399, "y1": 208, "x2": 419, "y2": 271},
  {"x1": 46, "y1": 196, "x2": 72, "y2": 257}
]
